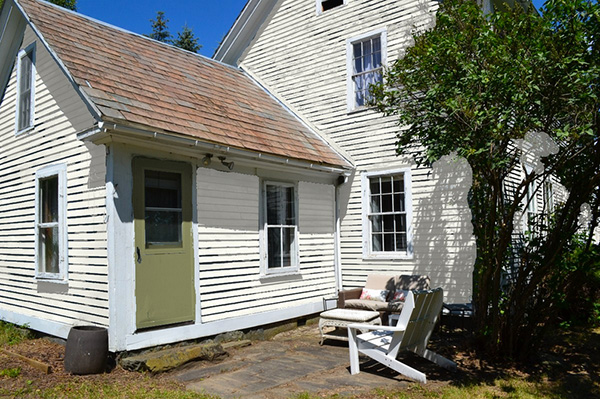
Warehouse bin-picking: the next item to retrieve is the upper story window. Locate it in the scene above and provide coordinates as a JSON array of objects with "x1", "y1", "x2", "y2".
[
  {"x1": 16, "y1": 43, "x2": 36, "y2": 134},
  {"x1": 346, "y1": 29, "x2": 386, "y2": 112},
  {"x1": 361, "y1": 169, "x2": 413, "y2": 259},
  {"x1": 317, "y1": 0, "x2": 345, "y2": 15},
  {"x1": 35, "y1": 164, "x2": 68, "y2": 280},
  {"x1": 262, "y1": 181, "x2": 299, "y2": 274}
]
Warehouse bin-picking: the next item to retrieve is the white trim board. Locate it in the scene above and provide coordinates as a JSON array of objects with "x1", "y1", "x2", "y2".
[{"x1": 124, "y1": 300, "x2": 324, "y2": 351}]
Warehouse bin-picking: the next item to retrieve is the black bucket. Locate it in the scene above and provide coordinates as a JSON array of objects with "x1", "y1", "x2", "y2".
[{"x1": 64, "y1": 326, "x2": 108, "y2": 375}]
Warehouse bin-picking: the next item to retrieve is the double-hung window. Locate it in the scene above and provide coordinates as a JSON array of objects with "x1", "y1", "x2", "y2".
[
  {"x1": 362, "y1": 169, "x2": 413, "y2": 258},
  {"x1": 35, "y1": 164, "x2": 68, "y2": 280},
  {"x1": 16, "y1": 43, "x2": 36, "y2": 134},
  {"x1": 347, "y1": 29, "x2": 386, "y2": 111},
  {"x1": 262, "y1": 182, "x2": 298, "y2": 274}
]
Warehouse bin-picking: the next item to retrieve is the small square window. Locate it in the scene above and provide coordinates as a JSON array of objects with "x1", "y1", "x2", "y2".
[{"x1": 317, "y1": 0, "x2": 345, "y2": 14}]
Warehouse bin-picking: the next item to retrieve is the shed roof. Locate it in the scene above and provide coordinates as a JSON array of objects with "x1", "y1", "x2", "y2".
[{"x1": 15, "y1": 0, "x2": 349, "y2": 169}]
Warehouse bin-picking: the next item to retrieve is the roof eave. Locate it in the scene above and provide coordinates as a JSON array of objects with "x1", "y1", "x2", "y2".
[{"x1": 78, "y1": 120, "x2": 352, "y2": 175}]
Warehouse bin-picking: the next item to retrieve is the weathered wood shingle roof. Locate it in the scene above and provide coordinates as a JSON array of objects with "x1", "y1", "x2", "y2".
[{"x1": 16, "y1": 0, "x2": 349, "y2": 168}]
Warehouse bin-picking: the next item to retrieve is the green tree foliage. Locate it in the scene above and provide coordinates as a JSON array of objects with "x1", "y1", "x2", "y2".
[
  {"x1": 50, "y1": 0, "x2": 76, "y2": 10},
  {"x1": 173, "y1": 25, "x2": 202, "y2": 53},
  {"x1": 148, "y1": 11, "x2": 172, "y2": 43},
  {"x1": 148, "y1": 11, "x2": 202, "y2": 53},
  {"x1": 371, "y1": 0, "x2": 599, "y2": 360}
]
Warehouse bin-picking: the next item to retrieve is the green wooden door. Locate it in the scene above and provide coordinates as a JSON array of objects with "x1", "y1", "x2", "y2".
[{"x1": 133, "y1": 158, "x2": 195, "y2": 330}]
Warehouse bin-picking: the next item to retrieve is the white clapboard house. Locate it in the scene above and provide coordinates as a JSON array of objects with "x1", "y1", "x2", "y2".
[
  {"x1": 2, "y1": 0, "x2": 533, "y2": 352},
  {"x1": 214, "y1": 0, "x2": 478, "y2": 303},
  {"x1": 0, "y1": 0, "x2": 354, "y2": 352}
]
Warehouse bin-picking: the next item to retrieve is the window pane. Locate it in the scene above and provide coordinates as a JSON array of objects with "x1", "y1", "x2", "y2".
[
  {"x1": 39, "y1": 226, "x2": 59, "y2": 274},
  {"x1": 145, "y1": 210, "x2": 182, "y2": 244},
  {"x1": 145, "y1": 171, "x2": 181, "y2": 208},
  {"x1": 144, "y1": 170, "x2": 182, "y2": 245},
  {"x1": 394, "y1": 193, "x2": 405, "y2": 212},
  {"x1": 40, "y1": 176, "x2": 59, "y2": 223},
  {"x1": 20, "y1": 53, "x2": 32, "y2": 92},
  {"x1": 363, "y1": 40, "x2": 372, "y2": 70},
  {"x1": 395, "y1": 214, "x2": 406, "y2": 232},
  {"x1": 380, "y1": 177, "x2": 392, "y2": 194},
  {"x1": 393, "y1": 178, "x2": 404, "y2": 193},
  {"x1": 353, "y1": 43, "x2": 362, "y2": 72},
  {"x1": 396, "y1": 233, "x2": 407, "y2": 251},
  {"x1": 268, "y1": 227, "x2": 281, "y2": 268},
  {"x1": 370, "y1": 178, "x2": 380, "y2": 194},
  {"x1": 383, "y1": 214, "x2": 394, "y2": 232},
  {"x1": 382, "y1": 194, "x2": 393, "y2": 212},
  {"x1": 372, "y1": 233, "x2": 383, "y2": 252},
  {"x1": 370, "y1": 194, "x2": 380, "y2": 213},
  {"x1": 371, "y1": 214, "x2": 382, "y2": 232},
  {"x1": 282, "y1": 227, "x2": 295, "y2": 267},
  {"x1": 285, "y1": 187, "x2": 295, "y2": 224},
  {"x1": 383, "y1": 233, "x2": 394, "y2": 251}
]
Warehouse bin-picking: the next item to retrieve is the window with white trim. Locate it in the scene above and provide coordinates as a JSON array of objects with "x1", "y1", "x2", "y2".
[
  {"x1": 16, "y1": 43, "x2": 36, "y2": 134},
  {"x1": 316, "y1": 0, "x2": 345, "y2": 15},
  {"x1": 362, "y1": 169, "x2": 413, "y2": 258},
  {"x1": 35, "y1": 164, "x2": 67, "y2": 280},
  {"x1": 262, "y1": 181, "x2": 298, "y2": 273},
  {"x1": 347, "y1": 30, "x2": 386, "y2": 111}
]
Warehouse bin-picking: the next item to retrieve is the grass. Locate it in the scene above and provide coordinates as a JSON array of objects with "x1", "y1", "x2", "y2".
[
  {"x1": 1, "y1": 321, "x2": 598, "y2": 399},
  {"x1": 0, "y1": 320, "x2": 33, "y2": 345},
  {"x1": 0, "y1": 367, "x2": 21, "y2": 378}
]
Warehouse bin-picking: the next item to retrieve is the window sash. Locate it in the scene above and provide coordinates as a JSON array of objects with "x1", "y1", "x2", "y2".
[
  {"x1": 347, "y1": 31, "x2": 385, "y2": 110},
  {"x1": 368, "y1": 174, "x2": 407, "y2": 253},
  {"x1": 17, "y1": 46, "x2": 35, "y2": 133},
  {"x1": 35, "y1": 165, "x2": 66, "y2": 280},
  {"x1": 263, "y1": 182, "x2": 298, "y2": 272},
  {"x1": 362, "y1": 169, "x2": 412, "y2": 259}
]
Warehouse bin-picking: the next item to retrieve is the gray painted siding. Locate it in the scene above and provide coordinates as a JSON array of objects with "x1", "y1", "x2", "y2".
[{"x1": 196, "y1": 168, "x2": 336, "y2": 322}]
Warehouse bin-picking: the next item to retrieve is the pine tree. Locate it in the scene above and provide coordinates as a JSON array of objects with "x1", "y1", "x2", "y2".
[
  {"x1": 148, "y1": 11, "x2": 172, "y2": 43},
  {"x1": 173, "y1": 25, "x2": 202, "y2": 53},
  {"x1": 50, "y1": 0, "x2": 76, "y2": 11}
]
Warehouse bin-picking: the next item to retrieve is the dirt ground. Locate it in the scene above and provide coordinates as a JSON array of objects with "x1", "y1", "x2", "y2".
[{"x1": 1, "y1": 324, "x2": 599, "y2": 398}]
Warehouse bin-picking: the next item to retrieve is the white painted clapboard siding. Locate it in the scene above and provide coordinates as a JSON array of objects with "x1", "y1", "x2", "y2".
[
  {"x1": 240, "y1": 0, "x2": 475, "y2": 303},
  {"x1": 0, "y1": 27, "x2": 108, "y2": 328},
  {"x1": 196, "y1": 168, "x2": 336, "y2": 322}
]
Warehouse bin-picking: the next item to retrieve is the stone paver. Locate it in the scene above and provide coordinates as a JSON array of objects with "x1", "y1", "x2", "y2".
[{"x1": 170, "y1": 325, "x2": 419, "y2": 398}]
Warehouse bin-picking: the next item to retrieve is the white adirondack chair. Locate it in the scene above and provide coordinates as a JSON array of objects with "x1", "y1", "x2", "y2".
[{"x1": 347, "y1": 288, "x2": 456, "y2": 383}]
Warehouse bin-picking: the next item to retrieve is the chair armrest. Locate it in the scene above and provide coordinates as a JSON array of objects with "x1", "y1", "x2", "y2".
[
  {"x1": 347, "y1": 323, "x2": 407, "y2": 333},
  {"x1": 337, "y1": 288, "x2": 363, "y2": 308}
]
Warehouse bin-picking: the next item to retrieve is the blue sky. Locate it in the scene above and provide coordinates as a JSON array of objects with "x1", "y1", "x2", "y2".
[
  {"x1": 76, "y1": 0, "x2": 548, "y2": 58},
  {"x1": 77, "y1": 0, "x2": 248, "y2": 57}
]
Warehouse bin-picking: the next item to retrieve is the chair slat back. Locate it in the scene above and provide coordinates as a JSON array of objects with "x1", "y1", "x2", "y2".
[{"x1": 392, "y1": 288, "x2": 443, "y2": 356}]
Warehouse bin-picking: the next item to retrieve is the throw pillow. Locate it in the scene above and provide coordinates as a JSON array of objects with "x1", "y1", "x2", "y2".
[
  {"x1": 359, "y1": 288, "x2": 389, "y2": 302},
  {"x1": 391, "y1": 289, "x2": 409, "y2": 302}
]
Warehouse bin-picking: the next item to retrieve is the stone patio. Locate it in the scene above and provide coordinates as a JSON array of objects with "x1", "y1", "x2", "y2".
[{"x1": 167, "y1": 323, "x2": 456, "y2": 398}]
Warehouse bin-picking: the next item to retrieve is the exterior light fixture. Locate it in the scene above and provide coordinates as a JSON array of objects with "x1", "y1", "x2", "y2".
[
  {"x1": 202, "y1": 154, "x2": 212, "y2": 166},
  {"x1": 218, "y1": 156, "x2": 234, "y2": 170}
]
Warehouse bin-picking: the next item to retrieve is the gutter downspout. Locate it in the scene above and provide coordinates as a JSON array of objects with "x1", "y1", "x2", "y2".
[{"x1": 334, "y1": 175, "x2": 349, "y2": 293}]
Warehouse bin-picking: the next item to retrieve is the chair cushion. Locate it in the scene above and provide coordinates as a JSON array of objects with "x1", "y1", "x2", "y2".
[
  {"x1": 364, "y1": 274, "x2": 396, "y2": 291},
  {"x1": 344, "y1": 299, "x2": 390, "y2": 312},
  {"x1": 395, "y1": 275, "x2": 430, "y2": 291}
]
